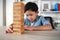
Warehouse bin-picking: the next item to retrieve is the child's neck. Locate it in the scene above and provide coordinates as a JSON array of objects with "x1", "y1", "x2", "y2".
[{"x1": 31, "y1": 21, "x2": 34, "y2": 23}]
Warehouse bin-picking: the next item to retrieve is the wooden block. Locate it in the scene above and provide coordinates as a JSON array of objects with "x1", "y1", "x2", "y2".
[
  {"x1": 13, "y1": 2, "x2": 24, "y2": 34},
  {"x1": 13, "y1": 31, "x2": 24, "y2": 35}
]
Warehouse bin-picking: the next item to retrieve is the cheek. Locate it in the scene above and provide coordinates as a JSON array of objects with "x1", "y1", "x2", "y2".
[
  {"x1": 28, "y1": 17, "x2": 33, "y2": 20},
  {"x1": 31, "y1": 16, "x2": 36, "y2": 20},
  {"x1": 27, "y1": 16, "x2": 32, "y2": 19}
]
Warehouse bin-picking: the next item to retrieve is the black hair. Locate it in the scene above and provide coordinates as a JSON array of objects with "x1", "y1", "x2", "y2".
[{"x1": 24, "y1": 2, "x2": 38, "y2": 13}]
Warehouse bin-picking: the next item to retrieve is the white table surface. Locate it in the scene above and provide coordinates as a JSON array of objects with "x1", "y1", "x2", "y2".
[{"x1": 0, "y1": 26, "x2": 60, "y2": 40}]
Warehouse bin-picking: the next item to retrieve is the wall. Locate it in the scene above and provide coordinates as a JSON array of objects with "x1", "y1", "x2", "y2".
[
  {"x1": 3, "y1": 0, "x2": 6, "y2": 26},
  {"x1": 0, "y1": 0, "x2": 3, "y2": 26},
  {"x1": 6, "y1": 0, "x2": 14, "y2": 26}
]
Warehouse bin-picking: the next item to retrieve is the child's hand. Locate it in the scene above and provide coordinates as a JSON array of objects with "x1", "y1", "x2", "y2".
[
  {"x1": 24, "y1": 25, "x2": 34, "y2": 31},
  {"x1": 5, "y1": 24, "x2": 13, "y2": 33},
  {"x1": 27, "y1": 28, "x2": 34, "y2": 31}
]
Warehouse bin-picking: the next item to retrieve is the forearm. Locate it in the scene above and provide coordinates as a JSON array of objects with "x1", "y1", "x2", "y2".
[
  {"x1": 24, "y1": 26, "x2": 34, "y2": 31},
  {"x1": 24, "y1": 25, "x2": 52, "y2": 31},
  {"x1": 34, "y1": 25, "x2": 52, "y2": 31}
]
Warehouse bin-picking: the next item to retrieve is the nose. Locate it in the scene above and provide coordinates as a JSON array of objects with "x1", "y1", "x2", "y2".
[{"x1": 28, "y1": 16, "x2": 32, "y2": 20}]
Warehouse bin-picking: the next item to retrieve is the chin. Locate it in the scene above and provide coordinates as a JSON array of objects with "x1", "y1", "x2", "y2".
[
  {"x1": 31, "y1": 20, "x2": 34, "y2": 22},
  {"x1": 29, "y1": 20, "x2": 33, "y2": 22}
]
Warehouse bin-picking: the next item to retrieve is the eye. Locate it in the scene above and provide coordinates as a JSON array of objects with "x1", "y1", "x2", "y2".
[
  {"x1": 26, "y1": 15, "x2": 28, "y2": 16},
  {"x1": 29, "y1": 14, "x2": 33, "y2": 16}
]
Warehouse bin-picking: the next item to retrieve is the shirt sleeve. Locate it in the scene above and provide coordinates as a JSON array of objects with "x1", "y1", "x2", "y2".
[
  {"x1": 24, "y1": 18, "x2": 30, "y2": 26},
  {"x1": 41, "y1": 16, "x2": 50, "y2": 25},
  {"x1": 24, "y1": 18, "x2": 27, "y2": 25}
]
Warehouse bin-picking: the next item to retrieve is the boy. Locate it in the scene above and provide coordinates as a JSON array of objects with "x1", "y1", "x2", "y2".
[{"x1": 6, "y1": 2, "x2": 52, "y2": 33}]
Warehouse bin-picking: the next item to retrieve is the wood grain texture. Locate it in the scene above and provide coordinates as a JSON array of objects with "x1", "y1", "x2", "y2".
[{"x1": 13, "y1": 2, "x2": 24, "y2": 34}]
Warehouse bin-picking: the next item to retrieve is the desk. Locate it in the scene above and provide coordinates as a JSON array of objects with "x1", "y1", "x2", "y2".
[{"x1": 0, "y1": 27, "x2": 60, "y2": 40}]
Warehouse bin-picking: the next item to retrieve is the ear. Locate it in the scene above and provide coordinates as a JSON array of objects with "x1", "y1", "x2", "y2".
[
  {"x1": 36, "y1": 11, "x2": 39, "y2": 14},
  {"x1": 37, "y1": 11, "x2": 39, "y2": 13}
]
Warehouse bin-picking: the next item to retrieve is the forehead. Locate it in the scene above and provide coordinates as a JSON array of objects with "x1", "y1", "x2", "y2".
[{"x1": 25, "y1": 10, "x2": 36, "y2": 15}]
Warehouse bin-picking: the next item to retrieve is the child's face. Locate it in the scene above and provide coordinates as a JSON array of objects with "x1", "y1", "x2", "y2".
[{"x1": 25, "y1": 10, "x2": 38, "y2": 22}]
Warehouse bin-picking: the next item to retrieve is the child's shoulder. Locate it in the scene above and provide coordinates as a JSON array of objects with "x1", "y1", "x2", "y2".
[
  {"x1": 24, "y1": 18, "x2": 29, "y2": 21},
  {"x1": 38, "y1": 15, "x2": 45, "y2": 19}
]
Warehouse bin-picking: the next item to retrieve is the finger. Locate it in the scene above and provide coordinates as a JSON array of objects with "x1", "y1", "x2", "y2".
[
  {"x1": 5, "y1": 30, "x2": 8, "y2": 33},
  {"x1": 9, "y1": 26, "x2": 13, "y2": 29},
  {"x1": 8, "y1": 28, "x2": 13, "y2": 33},
  {"x1": 5, "y1": 29, "x2": 10, "y2": 33}
]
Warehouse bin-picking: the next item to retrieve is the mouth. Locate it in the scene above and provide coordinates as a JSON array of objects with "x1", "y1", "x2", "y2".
[{"x1": 29, "y1": 19, "x2": 34, "y2": 22}]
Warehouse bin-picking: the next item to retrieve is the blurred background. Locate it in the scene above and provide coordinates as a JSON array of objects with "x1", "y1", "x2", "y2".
[{"x1": 0, "y1": 0, "x2": 60, "y2": 29}]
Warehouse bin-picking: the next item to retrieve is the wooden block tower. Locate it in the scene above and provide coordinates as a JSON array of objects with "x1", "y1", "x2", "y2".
[{"x1": 13, "y1": 2, "x2": 24, "y2": 34}]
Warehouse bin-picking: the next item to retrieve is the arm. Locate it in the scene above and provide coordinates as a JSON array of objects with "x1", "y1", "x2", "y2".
[
  {"x1": 33, "y1": 24, "x2": 52, "y2": 31},
  {"x1": 24, "y1": 24, "x2": 52, "y2": 31}
]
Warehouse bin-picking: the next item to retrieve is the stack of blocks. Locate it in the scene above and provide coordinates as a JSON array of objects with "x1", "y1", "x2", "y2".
[{"x1": 13, "y1": 2, "x2": 24, "y2": 34}]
